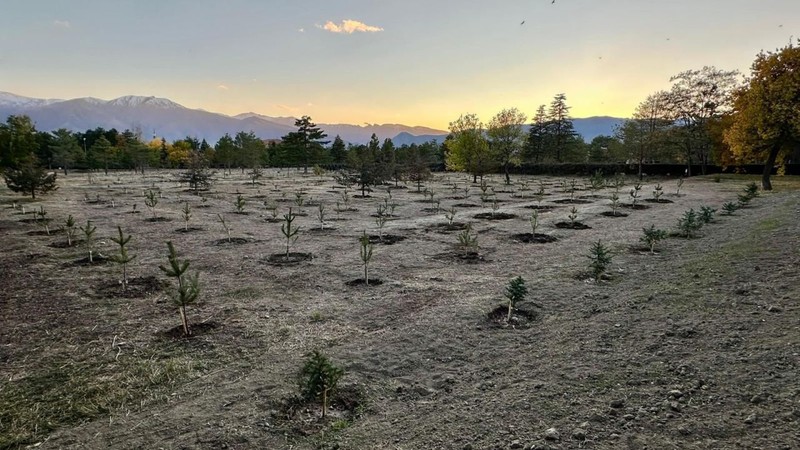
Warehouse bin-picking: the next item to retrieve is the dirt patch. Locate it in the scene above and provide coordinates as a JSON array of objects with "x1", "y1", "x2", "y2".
[
  {"x1": 94, "y1": 275, "x2": 164, "y2": 299},
  {"x1": 600, "y1": 211, "x2": 630, "y2": 218},
  {"x1": 367, "y1": 234, "x2": 406, "y2": 245},
  {"x1": 211, "y1": 237, "x2": 250, "y2": 246},
  {"x1": 70, "y1": 254, "x2": 110, "y2": 266},
  {"x1": 473, "y1": 212, "x2": 517, "y2": 220},
  {"x1": 554, "y1": 221, "x2": 592, "y2": 229},
  {"x1": 452, "y1": 203, "x2": 480, "y2": 208},
  {"x1": 306, "y1": 227, "x2": 338, "y2": 234},
  {"x1": 49, "y1": 239, "x2": 83, "y2": 248},
  {"x1": 427, "y1": 222, "x2": 470, "y2": 233},
  {"x1": 486, "y1": 303, "x2": 539, "y2": 328},
  {"x1": 621, "y1": 203, "x2": 651, "y2": 210},
  {"x1": 265, "y1": 252, "x2": 313, "y2": 265},
  {"x1": 523, "y1": 205, "x2": 558, "y2": 211},
  {"x1": 552, "y1": 198, "x2": 593, "y2": 204},
  {"x1": 345, "y1": 278, "x2": 385, "y2": 286},
  {"x1": 144, "y1": 217, "x2": 173, "y2": 222},
  {"x1": 511, "y1": 233, "x2": 558, "y2": 244},
  {"x1": 434, "y1": 251, "x2": 488, "y2": 264},
  {"x1": 644, "y1": 198, "x2": 675, "y2": 204},
  {"x1": 161, "y1": 321, "x2": 220, "y2": 339},
  {"x1": 174, "y1": 227, "x2": 204, "y2": 233}
]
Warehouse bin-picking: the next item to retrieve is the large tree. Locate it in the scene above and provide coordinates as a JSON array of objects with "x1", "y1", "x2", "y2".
[
  {"x1": 545, "y1": 93, "x2": 578, "y2": 162},
  {"x1": 214, "y1": 133, "x2": 236, "y2": 174},
  {"x1": 0, "y1": 115, "x2": 39, "y2": 168},
  {"x1": 50, "y1": 129, "x2": 82, "y2": 175},
  {"x1": 329, "y1": 135, "x2": 347, "y2": 165},
  {"x1": 445, "y1": 113, "x2": 493, "y2": 183},
  {"x1": 3, "y1": 155, "x2": 58, "y2": 199},
  {"x1": 725, "y1": 42, "x2": 800, "y2": 190},
  {"x1": 487, "y1": 107, "x2": 527, "y2": 184},
  {"x1": 281, "y1": 116, "x2": 328, "y2": 173},
  {"x1": 666, "y1": 66, "x2": 740, "y2": 175},
  {"x1": 618, "y1": 91, "x2": 674, "y2": 178},
  {"x1": 523, "y1": 105, "x2": 548, "y2": 163}
]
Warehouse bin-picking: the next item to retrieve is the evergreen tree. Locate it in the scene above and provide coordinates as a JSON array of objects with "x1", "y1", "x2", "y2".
[
  {"x1": 329, "y1": 135, "x2": 347, "y2": 164},
  {"x1": 281, "y1": 116, "x2": 329, "y2": 173},
  {"x1": 545, "y1": 93, "x2": 578, "y2": 162}
]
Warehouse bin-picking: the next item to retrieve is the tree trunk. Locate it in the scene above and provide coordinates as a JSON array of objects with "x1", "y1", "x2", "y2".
[
  {"x1": 761, "y1": 143, "x2": 781, "y2": 191},
  {"x1": 180, "y1": 305, "x2": 190, "y2": 336},
  {"x1": 504, "y1": 164, "x2": 511, "y2": 185},
  {"x1": 364, "y1": 263, "x2": 369, "y2": 285}
]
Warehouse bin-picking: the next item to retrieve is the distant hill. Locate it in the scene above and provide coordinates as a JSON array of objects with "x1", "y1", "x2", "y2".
[{"x1": 0, "y1": 91, "x2": 624, "y2": 144}]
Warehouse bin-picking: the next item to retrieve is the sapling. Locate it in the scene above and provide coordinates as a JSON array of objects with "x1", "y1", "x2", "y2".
[
  {"x1": 298, "y1": 350, "x2": 344, "y2": 419},
  {"x1": 36, "y1": 206, "x2": 51, "y2": 235},
  {"x1": 63, "y1": 214, "x2": 77, "y2": 246},
  {"x1": 359, "y1": 231, "x2": 373, "y2": 284},
  {"x1": 699, "y1": 206, "x2": 716, "y2": 224},
  {"x1": 568, "y1": 179, "x2": 579, "y2": 201},
  {"x1": 281, "y1": 207, "x2": 300, "y2": 259},
  {"x1": 610, "y1": 189, "x2": 621, "y2": 216},
  {"x1": 652, "y1": 183, "x2": 664, "y2": 202},
  {"x1": 722, "y1": 201, "x2": 739, "y2": 215},
  {"x1": 79, "y1": 220, "x2": 97, "y2": 262},
  {"x1": 676, "y1": 177, "x2": 684, "y2": 195},
  {"x1": 457, "y1": 223, "x2": 479, "y2": 255},
  {"x1": 504, "y1": 276, "x2": 528, "y2": 322},
  {"x1": 491, "y1": 199, "x2": 500, "y2": 217},
  {"x1": 744, "y1": 182, "x2": 759, "y2": 198},
  {"x1": 534, "y1": 184, "x2": 546, "y2": 207},
  {"x1": 159, "y1": 241, "x2": 200, "y2": 336},
  {"x1": 375, "y1": 210, "x2": 388, "y2": 240},
  {"x1": 340, "y1": 189, "x2": 351, "y2": 209},
  {"x1": 462, "y1": 186, "x2": 470, "y2": 200},
  {"x1": 629, "y1": 182, "x2": 642, "y2": 208},
  {"x1": 588, "y1": 240, "x2": 613, "y2": 282},
  {"x1": 444, "y1": 207, "x2": 456, "y2": 226},
  {"x1": 317, "y1": 203, "x2": 326, "y2": 230},
  {"x1": 144, "y1": 189, "x2": 158, "y2": 218},
  {"x1": 640, "y1": 224, "x2": 667, "y2": 254},
  {"x1": 234, "y1": 194, "x2": 246, "y2": 214},
  {"x1": 568, "y1": 206, "x2": 579, "y2": 226},
  {"x1": 110, "y1": 226, "x2": 136, "y2": 291},
  {"x1": 181, "y1": 202, "x2": 192, "y2": 231},
  {"x1": 677, "y1": 208, "x2": 702, "y2": 238},
  {"x1": 217, "y1": 214, "x2": 232, "y2": 243},
  {"x1": 589, "y1": 170, "x2": 605, "y2": 195},
  {"x1": 295, "y1": 192, "x2": 305, "y2": 207},
  {"x1": 530, "y1": 210, "x2": 539, "y2": 235}
]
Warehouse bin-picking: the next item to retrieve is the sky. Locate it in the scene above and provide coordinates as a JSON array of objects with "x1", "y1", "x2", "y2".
[{"x1": 0, "y1": 0, "x2": 797, "y2": 130}]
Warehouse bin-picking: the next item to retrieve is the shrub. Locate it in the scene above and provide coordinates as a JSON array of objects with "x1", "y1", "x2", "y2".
[
  {"x1": 234, "y1": 194, "x2": 246, "y2": 214},
  {"x1": 79, "y1": 220, "x2": 97, "y2": 262},
  {"x1": 504, "y1": 276, "x2": 528, "y2": 322},
  {"x1": 359, "y1": 231, "x2": 374, "y2": 284},
  {"x1": 699, "y1": 206, "x2": 716, "y2": 224},
  {"x1": 110, "y1": 226, "x2": 136, "y2": 291},
  {"x1": 588, "y1": 240, "x2": 613, "y2": 282},
  {"x1": 722, "y1": 201, "x2": 739, "y2": 215},
  {"x1": 457, "y1": 223, "x2": 479, "y2": 255},
  {"x1": 281, "y1": 207, "x2": 300, "y2": 259},
  {"x1": 35, "y1": 206, "x2": 51, "y2": 235},
  {"x1": 677, "y1": 208, "x2": 702, "y2": 238},
  {"x1": 640, "y1": 224, "x2": 667, "y2": 254},
  {"x1": 159, "y1": 241, "x2": 200, "y2": 336},
  {"x1": 298, "y1": 350, "x2": 344, "y2": 419}
]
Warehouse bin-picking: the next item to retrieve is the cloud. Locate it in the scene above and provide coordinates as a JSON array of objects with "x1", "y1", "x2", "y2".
[
  {"x1": 53, "y1": 20, "x2": 70, "y2": 29},
  {"x1": 298, "y1": 28, "x2": 305, "y2": 33},
  {"x1": 318, "y1": 19, "x2": 383, "y2": 34},
  {"x1": 217, "y1": 84, "x2": 229, "y2": 90}
]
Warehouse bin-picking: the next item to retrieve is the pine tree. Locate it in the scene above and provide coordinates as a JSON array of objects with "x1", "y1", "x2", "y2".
[{"x1": 159, "y1": 241, "x2": 200, "y2": 336}]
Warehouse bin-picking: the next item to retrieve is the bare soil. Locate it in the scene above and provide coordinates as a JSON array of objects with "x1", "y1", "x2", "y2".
[{"x1": 1, "y1": 170, "x2": 798, "y2": 450}]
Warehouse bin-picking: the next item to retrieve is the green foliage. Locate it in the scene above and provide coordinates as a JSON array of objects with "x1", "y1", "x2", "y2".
[
  {"x1": 652, "y1": 183, "x2": 663, "y2": 201},
  {"x1": 181, "y1": 202, "x2": 191, "y2": 231},
  {"x1": 159, "y1": 241, "x2": 200, "y2": 336},
  {"x1": 144, "y1": 190, "x2": 158, "y2": 218},
  {"x1": 529, "y1": 210, "x2": 539, "y2": 235},
  {"x1": 445, "y1": 207, "x2": 456, "y2": 225},
  {"x1": 35, "y1": 206, "x2": 51, "y2": 235},
  {"x1": 281, "y1": 207, "x2": 300, "y2": 258},
  {"x1": 234, "y1": 194, "x2": 246, "y2": 214},
  {"x1": 640, "y1": 224, "x2": 667, "y2": 254},
  {"x1": 738, "y1": 182, "x2": 760, "y2": 206},
  {"x1": 3, "y1": 157, "x2": 58, "y2": 199},
  {"x1": 457, "y1": 223, "x2": 479, "y2": 254},
  {"x1": 359, "y1": 231, "x2": 374, "y2": 284},
  {"x1": 699, "y1": 206, "x2": 716, "y2": 224},
  {"x1": 610, "y1": 188, "x2": 621, "y2": 216},
  {"x1": 629, "y1": 182, "x2": 642, "y2": 207},
  {"x1": 504, "y1": 276, "x2": 528, "y2": 322},
  {"x1": 677, "y1": 208, "x2": 703, "y2": 238},
  {"x1": 568, "y1": 206, "x2": 579, "y2": 225},
  {"x1": 588, "y1": 240, "x2": 613, "y2": 282},
  {"x1": 63, "y1": 214, "x2": 77, "y2": 246},
  {"x1": 79, "y1": 220, "x2": 97, "y2": 262},
  {"x1": 446, "y1": 113, "x2": 494, "y2": 181},
  {"x1": 110, "y1": 226, "x2": 136, "y2": 290},
  {"x1": 589, "y1": 169, "x2": 605, "y2": 194},
  {"x1": 722, "y1": 201, "x2": 739, "y2": 215},
  {"x1": 298, "y1": 350, "x2": 344, "y2": 418}
]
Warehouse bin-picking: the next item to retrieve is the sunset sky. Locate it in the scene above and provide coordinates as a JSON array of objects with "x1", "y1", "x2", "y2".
[{"x1": 1, "y1": 0, "x2": 797, "y2": 130}]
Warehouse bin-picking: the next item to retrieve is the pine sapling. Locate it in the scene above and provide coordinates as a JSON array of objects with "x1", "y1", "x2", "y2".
[
  {"x1": 217, "y1": 213, "x2": 232, "y2": 243},
  {"x1": 80, "y1": 220, "x2": 97, "y2": 262},
  {"x1": 298, "y1": 350, "x2": 344, "y2": 419},
  {"x1": 629, "y1": 182, "x2": 642, "y2": 208},
  {"x1": 317, "y1": 203, "x2": 326, "y2": 230},
  {"x1": 181, "y1": 202, "x2": 192, "y2": 231},
  {"x1": 457, "y1": 223, "x2": 479, "y2": 255},
  {"x1": 282, "y1": 207, "x2": 300, "y2": 259},
  {"x1": 294, "y1": 192, "x2": 305, "y2": 207},
  {"x1": 676, "y1": 177, "x2": 684, "y2": 195},
  {"x1": 722, "y1": 201, "x2": 739, "y2": 215},
  {"x1": 36, "y1": 206, "x2": 51, "y2": 235},
  {"x1": 530, "y1": 210, "x2": 539, "y2": 235},
  {"x1": 359, "y1": 231, "x2": 373, "y2": 284},
  {"x1": 144, "y1": 189, "x2": 159, "y2": 218},
  {"x1": 110, "y1": 226, "x2": 136, "y2": 291},
  {"x1": 652, "y1": 183, "x2": 664, "y2": 202},
  {"x1": 677, "y1": 208, "x2": 702, "y2": 238},
  {"x1": 444, "y1": 207, "x2": 456, "y2": 226},
  {"x1": 505, "y1": 276, "x2": 528, "y2": 322},
  {"x1": 568, "y1": 206, "x2": 579, "y2": 226},
  {"x1": 588, "y1": 240, "x2": 613, "y2": 282},
  {"x1": 610, "y1": 189, "x2": 621, "y2": 216},
  {"x1": 640, "y1": 224, "x2": 667, "y2": 254},
  {"x1": 234, "y1": 194, "x2": 246, "y2": 214},
  {"x1": 159, "y1": 241, "x2": 200, "y2": 336},
  {"x1": 63, "y1": 214, "x2": 77, "y2": 246},
  {"x1": 699, "y1": 206, "x2": 716, "y2": 224}
]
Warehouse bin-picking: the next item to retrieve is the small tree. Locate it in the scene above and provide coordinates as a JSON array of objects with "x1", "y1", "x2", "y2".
[
  {"x1": 79, "y1": 220, "x2": 97, "y2": 262},
  {"x1": 568, "y1": 206, "x2": 579, "y2": 226},
  {"x1": 374, "y1": 207, "x2": 388, "y2": 240},
  {"x1": 298, "y1": 350, "x2": 344, "y2": 419},
  {"x1": 610, "y1": 189, "x2": 621, "y2": 216},
  {"x1": 316, "y1": 203, "x2": 326, "y2": 230},
  {"x1": 589, "y1": 170, "x2": 605, "y2": 196},
  {"x1": 282, "y1": 207, "x2": 300, "y2": 259},
  {"x1": 234, "y1": 194, "x2": 246, "y2": 214},
  {"x1": 640, "y1": 224, "x2": 667, "y2": 254},
  {"x1": 677, "y1": 209, "x2": 702, "y2": 238},
  {"x1": 652, "y1": 183, "x2": 664, "y2": 202},
  {"x1": 504, "y1": 276, "x2": 528, "y2": 322},
  {"x1": 699, "y1": 206, "x2": 716, "y2": 224},
  {"x1": 35, "y1": 206, "x2": 52, "y2": 235},
  {"x1": 444, "y1": 207, "x2": 456, "y2": 226},
  {"x1": 529, "y1": 210, "x2": 539, "y2": 235},
  {"x1": 159, "y1": 241, "x2": 200, "y2": 336},
  {"x1": 63, "y1": 214, "x2": 77, "y2": 246},
  {"x1": 359, "y1": 231, "x2": 374, "y2": 284},
  {"x1": 588, "y1": 240, "x2": 613, "y2": 282},
  {"x1": 457, "y1": 223, "x2": 479, "y2": 255},
  {"x1": 217, "y1": 214, "x2": 232, "y2": 243},
  {"x1": 722, "y1": 201, "x2": 739, "y2": 215},
  {"x1": 110, "y1": 226, "x2": 136, "y2": 291},
  {"x1": 3, "y1": 158, "x2": 58, "y2": 199},
  {"x1": 181, "y1": 202, "x2": 192, "y2": 231},
  {"x1": 144, "y1": 190, "x2": 159, "y2": 218},
  {"x1": 676, "y1": 177, "x2": 685, "y2": 196},
  {"x1": 629, "y1": 182, "x2": 642, "y2": 208}
]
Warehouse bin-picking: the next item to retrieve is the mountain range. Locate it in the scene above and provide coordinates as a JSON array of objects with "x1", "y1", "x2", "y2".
[{"x1": 0, "y1": 91, "x2": 624, "y2": 145}]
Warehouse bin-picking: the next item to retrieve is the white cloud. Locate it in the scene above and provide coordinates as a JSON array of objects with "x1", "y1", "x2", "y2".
[
  {"x1": 318, "y1": 19, "x2": 383, "y2": 34},
  {"x1": 217, "y1": 84, "x2": 229, "y2": 91},
  {"x1": 298, "y1": 28, "x2": 305, "y2": 33},
  {"x1": 53, "y1": 20, "x2": 70, "y2": 29}
]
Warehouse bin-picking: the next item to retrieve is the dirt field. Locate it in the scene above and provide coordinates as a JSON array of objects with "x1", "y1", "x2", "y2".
[{"x1": 1, "y1": 169, "x2": 798, "y2": 450}]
